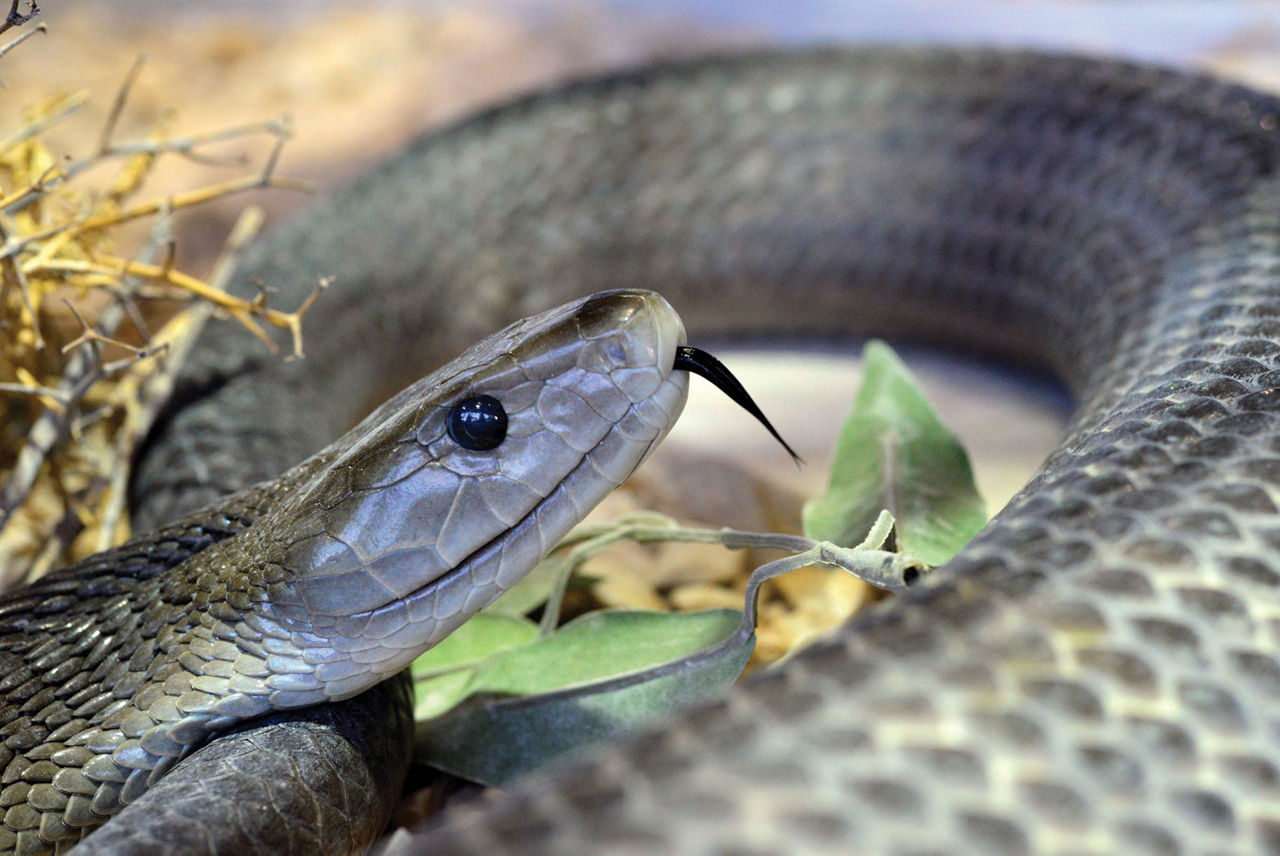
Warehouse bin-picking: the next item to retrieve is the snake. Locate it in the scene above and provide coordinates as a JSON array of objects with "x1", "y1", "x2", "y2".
[{"x1": 4, "y1": 45, "x2": 1280, "y2": 854}]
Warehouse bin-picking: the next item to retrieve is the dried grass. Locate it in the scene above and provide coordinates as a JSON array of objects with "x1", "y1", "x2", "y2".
[{"x1": 0, "y1": 30, "x2": 317, "y2": 587}]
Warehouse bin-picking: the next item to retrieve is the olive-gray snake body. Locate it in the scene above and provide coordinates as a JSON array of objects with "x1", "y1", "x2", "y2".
[{"x1": 6, "y1": 46, "x2": 1280, "y2": 854}]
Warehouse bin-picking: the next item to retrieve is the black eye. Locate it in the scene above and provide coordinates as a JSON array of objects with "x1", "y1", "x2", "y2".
[{"x1": 447, "y1": 395, "x2": 508, "y2": 451}]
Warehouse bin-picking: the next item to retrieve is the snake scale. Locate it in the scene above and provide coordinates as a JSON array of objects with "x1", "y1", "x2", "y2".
[{"x1": 5, "y1": 45, "x2": 1280, "y2": 854}]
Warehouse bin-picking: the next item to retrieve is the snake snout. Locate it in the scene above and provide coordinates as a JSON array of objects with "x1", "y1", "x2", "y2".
[
  {"x1": 576, "y1": 289, "x2": 685, "y2": 364},
  {"x1": 517, "y1": 289, "x2": 687, "y2": 403}
]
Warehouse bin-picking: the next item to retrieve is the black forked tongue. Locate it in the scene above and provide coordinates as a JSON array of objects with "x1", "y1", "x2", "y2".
[{"x1": 673, "y1": 345, "x2": 802, "y2": 465}]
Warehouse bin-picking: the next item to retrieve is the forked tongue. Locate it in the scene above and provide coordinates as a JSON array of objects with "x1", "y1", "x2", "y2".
[{"x1": 672, "y1": 345, "x2": 802, "y2": 464}]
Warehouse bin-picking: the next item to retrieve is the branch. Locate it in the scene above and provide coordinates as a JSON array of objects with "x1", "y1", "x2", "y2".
[
  {"x1": 0, "y1": 17, "x2": 41, "y2": 59},
  {"x1": 95, "y1": 207, "x2": 267, "y2": 550},
  {"x1": 98, "y1": 53, "x2": 147, "y2": 153},
  {"x1": 75, "y1": 127, "x2": 311, "y2": 233},
  {"x1": 0, "y1": 89, "x2": 87, "y2": 157},
  {"x1": 0, "y1": 0, "x2": 38, "y2": 38},
  {"x1": 0, "y1": 230, "x2": 172, "y2": 544},
  {"x1": 0, "y1": 219, "x2": 43, "y2": 349}
]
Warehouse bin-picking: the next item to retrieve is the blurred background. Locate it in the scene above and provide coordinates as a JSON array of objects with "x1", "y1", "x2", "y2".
[{"x1": 16, "y1": 0, "x2": 1280, "y2": 264}]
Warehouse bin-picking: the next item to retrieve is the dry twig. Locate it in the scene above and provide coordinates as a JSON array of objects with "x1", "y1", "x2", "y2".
[
  {"x1": 0, "y1": 1, "x2": 37, "y2": 38},
  {"x1": 0, "y1": 18, "x2": 41, "y2": 61},
  {"x1": 0, "y1": 45, "x2": 313, "y2": 584}
]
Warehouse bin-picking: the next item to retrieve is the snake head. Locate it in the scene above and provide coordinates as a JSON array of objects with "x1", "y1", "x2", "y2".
[{"x1": 260, "y1": 290, "x2": 689, "y2": 699}]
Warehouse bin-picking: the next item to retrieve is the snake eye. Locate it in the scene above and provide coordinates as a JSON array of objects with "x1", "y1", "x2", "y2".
[{"x1": 447, "y1": 394, "x2": 508, "y2": 451}]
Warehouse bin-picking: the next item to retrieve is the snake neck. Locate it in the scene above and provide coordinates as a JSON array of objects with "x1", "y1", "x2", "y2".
[{"x1": 0, "y1": 472, "x2": 326, "y2": 840}]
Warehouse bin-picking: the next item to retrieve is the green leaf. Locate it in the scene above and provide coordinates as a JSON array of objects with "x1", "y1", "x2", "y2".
[
  {"x1": 802, "y1": 340, "x2": 987, "y2": 565},
  {"x1": 410, "y1": 612, "x2": 539, "y2": 679},
  {"x1": 481, "y1": 557, "x2": 565, "y2": 617},
  {"x1": 414, "y1": 608, "x2": 749, "y2": 785}
]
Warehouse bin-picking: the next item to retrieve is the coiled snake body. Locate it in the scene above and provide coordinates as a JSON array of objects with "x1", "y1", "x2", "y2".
[{"x1": 7, "y1": 47, "x2": 1280, "y2": 854}]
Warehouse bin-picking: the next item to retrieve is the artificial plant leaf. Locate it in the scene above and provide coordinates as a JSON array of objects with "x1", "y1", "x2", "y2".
[
  {"x1": 414, "y1": 608, "x2": 749, "y2": 785},
  {"x1": 410, "y1": 612, "x2": 539, "y2": 680},
  {"x1": 481, "y1": 556, "x2": 565, "y2": 617},
  {"x1": 802, "y1": 340, "x2": 987, "y2": 565}
]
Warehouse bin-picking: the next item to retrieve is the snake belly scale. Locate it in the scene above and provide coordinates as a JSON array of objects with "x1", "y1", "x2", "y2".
[{"x1": 7, "y1": 46, "x2": 1280, "y2": 854}]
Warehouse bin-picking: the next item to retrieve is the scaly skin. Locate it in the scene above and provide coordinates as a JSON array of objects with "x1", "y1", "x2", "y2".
[{"x1": 17, "y1": 47, "x2": 1280, "y2": 853}]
